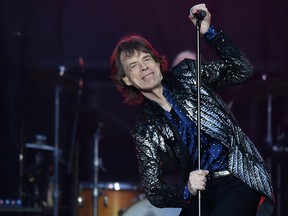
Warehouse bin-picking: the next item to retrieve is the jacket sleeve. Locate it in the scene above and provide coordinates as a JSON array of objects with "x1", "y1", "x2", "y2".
[{"x1": 200, "y1": 30, "x2": 254, "y2": 90}]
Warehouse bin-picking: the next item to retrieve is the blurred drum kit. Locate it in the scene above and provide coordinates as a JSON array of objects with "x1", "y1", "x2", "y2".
[
  {"x1": 23, "y1": 134, "x2": 55, "y2": 208},
  {"x1": 21, "y1": 63, "x2": 81, "y2": 215},
  {"x1": 22, "y1": 64, "x2": 181, "y2": 216},
  {"x1": 24, "y1": 135, "x2": 183, "y2": 216},
  {"x1": 77, "y1": 182, "x2": 181, "y2": 216}
]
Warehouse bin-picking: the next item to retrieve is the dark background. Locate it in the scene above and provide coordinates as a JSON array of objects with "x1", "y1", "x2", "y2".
[{"x1": 1, "y1": 0, "x2": 287, "y2": 215}]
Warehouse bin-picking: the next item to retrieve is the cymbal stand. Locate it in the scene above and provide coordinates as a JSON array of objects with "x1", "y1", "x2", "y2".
[
  {"x1": 53, "y1": 66, "x2": 65, "y2": 216},
  {"x1": 16, "y1": 31, "x2": 27, "y2": 206},
  {"x1": 68, "y1": 58, "x2": 85, "y2": 216},
  {"x1": 92, "y1": 123, "x2": 103, "y2": 216},
  {"x1": 265, "y1": 93, "x2": 273, "y2": 147},
  {"x1": 263, "y1": 90, "x2": 273, "y2": 186},
  {"x1": 264, "y1": 91, "x2": 283, "y2": 215}
]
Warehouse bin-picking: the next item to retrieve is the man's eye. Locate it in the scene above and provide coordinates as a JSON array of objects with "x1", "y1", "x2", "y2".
[{"x1": 130, "y1": 64, "x2": 138, "y2": 70}]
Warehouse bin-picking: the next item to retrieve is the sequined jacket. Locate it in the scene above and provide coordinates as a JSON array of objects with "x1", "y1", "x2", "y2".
[{"x1": 132, "y1": 31, "x2": 274, "y2": 212}]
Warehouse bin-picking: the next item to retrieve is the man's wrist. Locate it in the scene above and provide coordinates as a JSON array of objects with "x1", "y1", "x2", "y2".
[
  {"x1": 184, "y1": 184, "x2": 193, "y2": 200},
  {"x1": 203, "y1": 25, "x2": 217, "y2": 40}
]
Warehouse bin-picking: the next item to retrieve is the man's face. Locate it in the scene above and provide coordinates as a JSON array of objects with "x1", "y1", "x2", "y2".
[{"x1": 120, "y1": 50, "x2": 163, "y2": 92}]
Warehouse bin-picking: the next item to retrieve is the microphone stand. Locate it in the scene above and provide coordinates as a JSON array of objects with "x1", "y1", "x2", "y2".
[{"x1": 195, "y1": 11, "x2": 206, "y2": 216}]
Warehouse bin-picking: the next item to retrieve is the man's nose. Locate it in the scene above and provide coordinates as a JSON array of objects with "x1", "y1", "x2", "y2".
[{"x1": 139, "y1": 61, "x2": 148, "y2": 70}]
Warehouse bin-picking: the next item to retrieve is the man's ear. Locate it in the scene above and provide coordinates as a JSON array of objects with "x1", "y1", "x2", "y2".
[{"x1": 122, "y1": 76, "x2": 132, "y2": 86}]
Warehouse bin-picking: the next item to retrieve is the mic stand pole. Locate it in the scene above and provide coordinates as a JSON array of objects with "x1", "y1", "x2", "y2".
[
  {"x1": 195, "y1": 13, "x2": 205, "y2": 216},
  {"x1": 92, "y1": 123, "x2": 103, "y2": 216}
]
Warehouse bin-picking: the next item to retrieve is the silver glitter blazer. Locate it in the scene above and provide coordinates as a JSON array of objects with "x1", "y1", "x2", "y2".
[{"x1": 132, "y1": 31, "x2": 274, "y2": 210}]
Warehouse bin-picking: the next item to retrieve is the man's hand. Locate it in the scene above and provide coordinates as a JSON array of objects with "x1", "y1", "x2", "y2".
[
  {"x1": 189, "y1": 3, "x2": 211, "y2": 35},
  {"x1": 187, "y1": 169, "x2": 209, "y2": 195}
]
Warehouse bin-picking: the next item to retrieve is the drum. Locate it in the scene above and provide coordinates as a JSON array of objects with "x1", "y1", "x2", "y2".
[
  {"x1": 77, "y1": 182, "x2": 142, "y2": 216},
  {"x1": 121, "y1": 198, "x2": 181, "y2": 216}
]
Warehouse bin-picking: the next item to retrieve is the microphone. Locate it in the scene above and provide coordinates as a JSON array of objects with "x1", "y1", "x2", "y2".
[{"x1": 190, "y1": 9, "x2": 207, "y2": 20}]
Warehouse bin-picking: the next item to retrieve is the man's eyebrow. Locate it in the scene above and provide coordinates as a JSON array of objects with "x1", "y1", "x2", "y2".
[
  {"x1": 143, "y1": 54, "x2": 151, "y2": 58},
  {"x1": 123, "y1": 53, "x2": 151, "y2": 66},
  {"x1": 128, "y1": 61, "x2": 137, "y2": 67}
]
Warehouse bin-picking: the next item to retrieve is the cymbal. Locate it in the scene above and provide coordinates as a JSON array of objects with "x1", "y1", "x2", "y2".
[
  {"x1": 220, "y1": 73, "x2": 288, "y2": 102},
  {"x1": 26, "y1": 67, "x2": 85, "y2": 92},
  {"x1": 25, "y1": 143, "x2": 55, "y2": 151}
]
